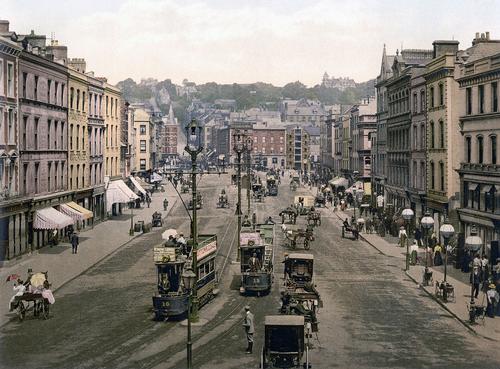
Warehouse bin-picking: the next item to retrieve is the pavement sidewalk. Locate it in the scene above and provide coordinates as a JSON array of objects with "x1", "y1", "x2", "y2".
[
  {"x1": 332, "y1": 206, "x2": 500, "y2": 339},
  {"x1": 0, "y1": 181, "x2": 179, "y2": 327}
]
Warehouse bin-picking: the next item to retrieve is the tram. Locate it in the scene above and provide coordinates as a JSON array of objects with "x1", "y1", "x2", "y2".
[{"x1": 152, "y1": 235, "x2": 218, "y2": 320}]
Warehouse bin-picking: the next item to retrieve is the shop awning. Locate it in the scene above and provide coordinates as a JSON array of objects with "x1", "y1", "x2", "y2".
[
  {"x1": 129, "y1": 176, "x2": 147, "y2": 196},
  {"x1": 151, "y1": 173, "x2": 163, "y2": 182},
  {"x1": 33, "y1": 207, "x2": 74, "y2": 230},
  {"x1": 135, "y1": 176, "x2": 151, "y2": 189},
  {"x1": 60, "y1": 204, "x2": 85, "y2": 222},
  {"x1": 329, "y1": 177, "x2": 349, "y2": 188},
  {"x1": 66, "y1": 201, "x2": 93, "y2": 220},
  {"x1": 106, "y1": 180, "x2": 139, "y2": 212}
]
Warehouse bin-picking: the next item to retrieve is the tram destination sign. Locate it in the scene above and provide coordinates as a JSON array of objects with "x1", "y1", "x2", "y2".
[{"x1": 198, "y1": 240, "x2": 217, "y2": 260}]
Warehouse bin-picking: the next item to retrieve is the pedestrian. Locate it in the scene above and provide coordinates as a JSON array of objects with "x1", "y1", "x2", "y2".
[
  {"x1": 414, "y1": 227, "x2": 422, "y2": 247},
  {"x1": 486, "y1": 283, "x2": 500, "y2": 318},
  {"x1": 9, "y1": 279, "x2": 26, "y2": 311},
  {"x1": 470, "y1": 266, "x2": 481, "y2": 299},
  {"x1": 163, "y1": 198, "x2": 169, "y2": 211},
  {"x1": 481, "y1": 254, "x2": 490, "y2": 282},
  {"x1": 71, "y1": 231, "x2": 79, "y2": 254},
  {"x1": 398, "y1": 226, "x2": 407, "y2": 248},
  {"x1": 462, "y1": 250, "x2": 471, "y2": 273},
  {"x1": 433, "y1": 244, "x2": 443, "y2": 266},
  {"x1": 146, "y1": 195, "x2": 151, "y2": 208},
  {"x1": 242, "y1": 305, "x2": 254, "y2": 354}
]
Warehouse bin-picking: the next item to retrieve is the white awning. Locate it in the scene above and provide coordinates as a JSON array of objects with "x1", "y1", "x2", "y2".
[
  {"x1": 33, "y1": 207, "x2": 74, "y2": 230},
  {"x1": 151, "y1": 173, "x2": 163, "y2": 182},
  {"x1": 60, "y1": 204, "x2": 85, "y2": 222},
  {"x1": 330, "y1": 177, "x2": 349, "y2": 188},
  {"x1": 66, "y1": 201, "x2": 93, "y2": 220},
  {"x1": 129, "y1": 176, "x2": 147, "y2": 196},
  {"x1": 106, "y1": 179, "x2": 139, "y2": 212}
]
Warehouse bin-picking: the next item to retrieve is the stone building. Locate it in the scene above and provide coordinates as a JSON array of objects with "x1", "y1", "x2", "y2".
[
  {"x1": 162, "y1": 105, "x2": 178, "y2": 162},
  {"x1": 374, "y1": 45, "x2": 395, "y2": 202},
  {"x1": 252, "y1": 120, "x2": 286, "y2": 169},
  {"x1": 86, "y1": 72, "x2": 106, "y2": 222},
  {"x1": 281, "y1": 98, "x2": 326, "y2": 128},
  {"x1": 132, "y1": 106, "x2": 154, "y2": 172},
  {"x1": 457, "y1": 36, "x2": 500, "y2": 254},
  {"x1": 103, "y1": 80, "x2": 121, "y2": 180},
  {"x1": 304, "y1": 126, "x2": 320, "y2": 171},
  {"x1": 286, "y1": 125, "x2": 310, "y2": 172},
  {"x1": 0, "y1": 23, "x2": 22, "y2": 260},
  {"x1": 386, "y1": 49, "x2": 432, "y2": 210}
]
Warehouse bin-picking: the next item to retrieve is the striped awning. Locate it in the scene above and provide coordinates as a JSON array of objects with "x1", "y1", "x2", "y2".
[
  {"x1": 129, "y1": 176, "x2": 147, "y2": 196},
  {"x1": 67, "y1": 201, "x2": 93, "y2": 220},
  {"x1": 33, "y1": 207, "x2": 74, "y2": 230},
  {"x1": 60, "y1": 204, "x2": 85, "y2": 221}
]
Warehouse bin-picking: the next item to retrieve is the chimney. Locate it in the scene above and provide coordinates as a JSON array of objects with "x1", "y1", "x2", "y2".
[
  {"x1": 45, "y1": 40, "x2": 68, "y2": 65},
  {"x1": 0, "y1": 20, "x2": 9, "y2": 33},
  {"x1": 486, "y1": 31, "x2": 490, "y2": 40},
  {"x1": 432, "y1": 40, "x2": 459, "y2": 58}
]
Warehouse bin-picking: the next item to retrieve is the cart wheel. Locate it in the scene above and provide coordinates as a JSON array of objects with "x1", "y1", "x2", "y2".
[{"x1": 304, "y1": 240, "x2": 310, "y2": 250}]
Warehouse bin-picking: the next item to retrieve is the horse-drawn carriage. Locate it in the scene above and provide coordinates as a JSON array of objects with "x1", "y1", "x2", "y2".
[
  {"x1": 281, "y1": 253, "x2": 321, "y2": 333},
  {"x1": 11, "y1": 271, "x2": 54, "y2": 322},
  {"x1": 180, "y1": 182, "x2": 190, "y2": 193},
  {"x1": 341, "y1": 221, "x2": 359, "y2": 240},
  {"x1": 252, "y1": 183, "x2": 266, "y2": 202},
  {"x1": 294, "y1": 196, "x2": 315, "y2": 216},
  {"x1": 266, "y1": 175, "x2": 278, "y2": 196},
  {"x1": 216, "y1": 190, "x2": 229, "y2": 208},
  {"x1": 307, "y1": 211, "x2": 321, "y2": 227},
  {"x1": 152, "y1": 211, "x2": 163, "y2": 227},
  {"x1": 261, "y1": 315, "x2": 310, "y2": 369},
  {"x1": 283, "y1": 225, "x2": 314, "y2": 250},
  {"x1": 289, "y1": 181, "x2": 298, "y2": 192},
  {"x1": 279, "y1": 206, "x2": 298, "y2": 225}
]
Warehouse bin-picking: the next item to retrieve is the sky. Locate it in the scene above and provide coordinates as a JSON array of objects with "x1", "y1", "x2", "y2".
[{"x1": 2, "y1": 0, "x2": 500, "y2": 86}]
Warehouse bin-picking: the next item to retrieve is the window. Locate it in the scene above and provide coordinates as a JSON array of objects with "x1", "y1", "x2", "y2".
[
  {"x1": 439, "y1": 84, "x2": 444, "y2": 106},
  {"x1": 76, "y1": 89, "x2": 80, "y2": 111},
  {"x1": 22, "y1": 72, "x2": 27, "y2": 98},
  {"x1": 106, "y1": 96, "x2": 109, "y2": 116},
  {"x1": 111, "y1": 98, "x2": 114, "y2": 117},
  {"x1": 140, "y1": 159, "x2": 146, "y2": 170},
  {"x1": 22, "y1": 116, "x2": 28, "y2": 149},
  {"x1": 54, "y1": 121, "x2": 58, "y2": 149},
  {"x1": 420, "y1": 124, "x2": 425, "y2": 150},
  {"x1": 70, "y1": 87, "x2": 74, "y2": 109},
  {"x1": 439, "y1": 121, "x2": 444, "y2": 148},
  {"x1": 48, "y1": 162, "x2": 52, "y2": 191},
  {"x1": 34, "y1": 117, "x2": 39, "y2": 150},
  {"x1": 7, "y1": 109, "x2": 14, "y2": 144},
  {"x1": 61, "y1": 122, "x2": 65, "y2": 150},
  {"x1": 82, "y1": 91, "x2": 86, "y2": 112},
  {"x1": 492, "y1": 82, "x2": 498, "y2": 113},
  {"x1": 440, "y1": 162, "x2": 445, "y2": 191},
  {"x1": 420, "y1": 161, "x2": 425, "y2": 189},
  {"x1": 430, "y1": 86, "x2": 435, "y2": 108},
  {"x1": 479, "y1": 85, "x2": 485, "y2": 113},
  {"x1": 82, "y1": 126, "x2": 85, "y2": 151},
  {"x1": 0, "y1": 60, "x2": 3, "y2": 95},
  {"x1": 466, "y1": 87, "x2": 472, "y2": 115},
  {"x1": 420, "y1": 90, "x2": 425, "y2": 112},
  {"x1": 430, "y1": 121, "x2": 435, "y2": 148},
  {"x1": 478, "y1": 136, "x2": 484, "y2": 164},
  {"x1": 54, "y1": 81, "x2": 59, "y2": 105},
  {"x1": 70, "y1": 124, "x2": 73, "y2": 150},
  {"x1": 413, "y1": 93, "x2": 417, "y2": 113},
  {"x1": 140, "y1": 140, "x2": 146, "y2": 152},
  {"x1": 140, "y1": 125, "x2": 146, "y2": 135},
  {"x1": 7, "y1": 62, "x2": 14, "y2": 97},
  {"x1": 413, "y1": 125, "x2": 418, "y2": 149},
  {"x1": 47, "y1": 120, "x2": 51, "y2": 149},
  {"x1": 61, "y1": 162, "x2": 65, "y2": 188},
  {"x1": 23, "y1": 163, "x2": 28, "y2": 194},
  {"x1": 491, "y1": 136, "x2": 497, "y2": 165},
  {"x1": 115, "y1": 98, "x2": 118, "y2": 117},
  {"x1": 430, "y1": 162, "x2": 435, "y2": 189},
  {"x1": 34, "y1": 162, "x2": 39, "y2": 193},
  {"x1": 34, "y1": 75, "x2": 39, "y2": 100},
  {"x1": 466, "y1": 136, "x2": 471, "y2": 163},
  {"x1": 47, "y1": 79, "x2": 51, "y2": 103}
]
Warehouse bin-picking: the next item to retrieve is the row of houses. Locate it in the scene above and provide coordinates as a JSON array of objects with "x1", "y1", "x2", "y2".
[
  {"x1": 0, "y1": 20, "x2": 178, "y2": 260},
  {"x1": 321, "y1": 31, "x2": 500, "y2": 256}
]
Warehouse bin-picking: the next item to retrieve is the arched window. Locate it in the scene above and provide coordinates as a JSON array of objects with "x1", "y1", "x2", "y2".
[
  {"x1": 491, "y1": 135, "x2": 497, "y2": 165},
  {"x1": 477, "y1": 136, "x2": 484, "y2": 164},
  {"x1": 430, "y1": 86, "x2": 435, "y2": 108},
  {"x1": 439, "y1": 120, "x2": 444, "y2": 148},
  {"x1": 439, "y1": 161, "x2": 445, "y2": 191},
  {"x1": 439, "y1": 83, "x2": 444, "y2": 106},
  {"x1": 465, "y1": 136, "x2": 471, "y2": 163},
  {"x1": 430, "y1": 121, "x2": 435, "y2": 149}
]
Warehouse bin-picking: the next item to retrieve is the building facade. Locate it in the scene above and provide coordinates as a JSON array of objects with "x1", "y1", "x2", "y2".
[
  {"x1": 252, "y1": 121, "x2": 286, "y2": 169},
  {"x1": 286, "y1": 125, "x2": 310, "y2": 172},
  {"x1": 133, "y1": 106, "x2": 153, "y2": 172},
  {"x1": 104, "y1": 81, "x2": 121, "y2": 180}
]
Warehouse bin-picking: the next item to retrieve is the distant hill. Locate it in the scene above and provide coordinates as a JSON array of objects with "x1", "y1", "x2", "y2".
[{"x1": 117, "y1": 78, "x2": 376, "y2": 123}]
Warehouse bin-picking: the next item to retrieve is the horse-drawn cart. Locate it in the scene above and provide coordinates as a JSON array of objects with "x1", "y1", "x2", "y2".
[
  {"x1": 307, "y1": 211, "x2": 321, "y2": 227},
  {"x1": 283, "y1": 225, "x2": 314, "y2": 250}
]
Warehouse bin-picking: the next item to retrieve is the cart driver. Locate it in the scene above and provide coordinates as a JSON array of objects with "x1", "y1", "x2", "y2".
[{"x1": 249, "y1": 253, "x2": 261, "y2": 272}]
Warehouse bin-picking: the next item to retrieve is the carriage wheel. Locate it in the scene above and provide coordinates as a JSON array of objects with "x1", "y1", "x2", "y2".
[
  {"x1": 17, "y1": 302, "x2": 26, "y2": 322},
  {"x1": 342, "y1": 228, "x2": 345, "y2": 238},
  {"x1": 304, "y1": 239, "x2": 310, "y2": 250},
  {"x1": 41, "y1": 301, "x2": 50, "y2": 320}
]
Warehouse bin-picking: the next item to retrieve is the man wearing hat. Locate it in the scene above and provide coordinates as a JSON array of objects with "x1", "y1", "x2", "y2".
[
  {"x1": 242, "y1": 305, "x2": 254, "y2": 354},
  {"x1": 486, "y1": 283, "x2": 499, "y2": 318}
]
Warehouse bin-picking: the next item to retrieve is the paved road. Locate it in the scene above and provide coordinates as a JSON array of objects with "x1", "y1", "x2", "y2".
[{"x1": 1, "y1": 173, "x2": 499, "y2": 369}]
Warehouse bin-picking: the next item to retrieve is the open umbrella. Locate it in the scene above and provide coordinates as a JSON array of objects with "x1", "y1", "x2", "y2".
[
  {"x1": 30, "y1": 272, "x2": 47, "y2": 288},
  {"x1": 6, "y1": 273, "x2": 20, "y2": 282},
  {"x1": 162, "y1": 229, "x2": 178, "y2": 240}
]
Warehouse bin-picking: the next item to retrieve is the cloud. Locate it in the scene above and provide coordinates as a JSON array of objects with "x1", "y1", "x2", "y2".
[{"x1": 3, "y1": 0, "x2": 500, "y2": 86}]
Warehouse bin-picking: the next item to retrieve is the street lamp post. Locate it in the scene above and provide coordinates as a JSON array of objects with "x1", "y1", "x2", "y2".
[
  {"x1": 245, "y1": 137, "x2": 253, "y2": 216},
  {"x1": 181, "y1": 268, "x2": 197, "y2": 369},
  {"x1": 352, "y1": 187, "x2": 357, "y2": 220},
  {"x1": 402, "y1": 208, "x2": 414, "y2": 271},
  {"x1": 184, "y1": 119, "x2": 203, "y2": 322},
  {"x1": 439, "y1": 218, "x2": 455, "y2": 302},
  {"x1": 233, "y1": 130, "x2": 245, "y2": 261},
  {"x1": 465, "y1": 226, "x2": 482, "y2": 317},
  {"x1": 421, "y1": 211, "x2": 435, "y2": 286},
  {"x1": 129, "y1": 198, "x2": 135, "y2": 236}
]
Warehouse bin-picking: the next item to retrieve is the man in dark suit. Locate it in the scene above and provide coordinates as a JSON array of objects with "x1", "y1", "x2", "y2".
[
  {"x1": 243, "y1": 305, "x2": 254, "y2": 354},
  {"x1": 71, "y1": 232, "x2": 79, "y2": 254}
]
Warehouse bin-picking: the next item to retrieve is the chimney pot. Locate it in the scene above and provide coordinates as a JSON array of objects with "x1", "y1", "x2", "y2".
[{"x1": 481, "y1": 33, "x2": 485, "y2": 39}]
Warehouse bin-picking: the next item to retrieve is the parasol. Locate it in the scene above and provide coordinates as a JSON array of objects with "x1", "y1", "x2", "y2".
[
  {"x1": 162, "y1": 229, "x2": 178, "y2": 240},
  {"x1": 6, "y1": 273, "x2": 20, "y2": 282},
  {"x1": 30, "y1": 272, "x2": 47, "y2": 288}
]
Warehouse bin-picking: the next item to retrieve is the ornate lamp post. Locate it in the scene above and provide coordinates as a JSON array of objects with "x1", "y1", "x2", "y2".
[
  {"x1": 352, "y1": 187, "x2": 357, "y2": 220},
  {"x1": 439, "y1": 218, "x2": 455, "y2": 302},
  {"x1": 181, "y1": 267, "x2": 197, "y2": 369},
  {"x1": 465, "y1": 226, "x2": 482, "y2": 313},
  {"x1": 421, "y1": 211, "x2": 435, "y2": 286},
  {"x1": 245, "y1": 136, "x2": 253, "y2": 216},
  {"x1": 129, "y1": 197, "x2": 135, "y2": 236},
  {"x1": 233, "y1": 130, "x2": 245, "y2": 261},
  {"x1": 184, "y1": 119, "x2": 203, "y2": 321},
  {"x1": 402, "y1": 208, "x2": 414, "y2": 271}
]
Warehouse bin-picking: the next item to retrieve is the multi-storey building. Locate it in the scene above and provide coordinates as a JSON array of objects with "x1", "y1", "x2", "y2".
[
  {"x1": 457, "y1": 36, "x2": 500, "y2": 253},
  {"x1": 18, "y1": 39, "x2": 70, "y2": 253},
  {"x1": 286, "y1": 125, "x2": 310, "y2": 172},
  {"x1": 0, "y1": 23, "x2": 22, "y2": 260},
  {"x1": 281, "y1": 99, "x2": 325, "y2": 128},
  {"x1": 374, "y1": 45, "x2": 395, "y2": 201},
  {"x1": 161, "y1": 105, "x2": 178, "y2": 163},
  {"x1": 409, "y1": 71, "x2": 428, "y2": 219},
  {"x1": 133, "y1": 106, "x2": 153, "y2": 172},
  {"x1": 252, "y1": 120, "x2": 286, "y2": 169},
  {"x1": 67, "y1": 58, "x2": 93, "y2": 226},
  {"x1": 386, "y1": 49, "x2": 432, "y2": 210},
  {"x1": 304, "y1": 126, "x2": 320, "y2": 171},
  {"x1": 86, "y1": 72, "x2": 106, "y2": 222},
  {"x1": 103, "y1": 81, "x2": 121, "y2": 180}
]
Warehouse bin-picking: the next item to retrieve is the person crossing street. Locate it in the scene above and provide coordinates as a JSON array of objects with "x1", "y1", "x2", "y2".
[{"x1": 242, "y1": 305, "x2": 254, "y2": 354}]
